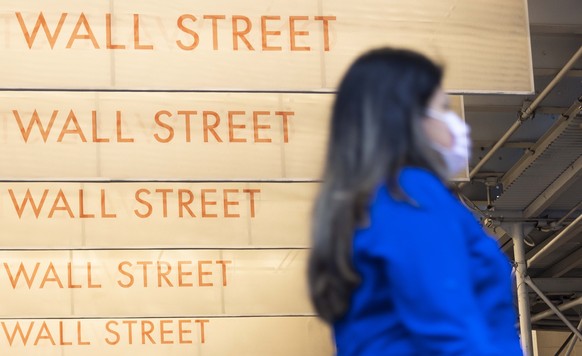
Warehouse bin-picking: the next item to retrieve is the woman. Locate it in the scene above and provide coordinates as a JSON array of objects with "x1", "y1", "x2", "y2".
[{"x1": 308, "y1": 48, "x2": 522, "y2": 355}]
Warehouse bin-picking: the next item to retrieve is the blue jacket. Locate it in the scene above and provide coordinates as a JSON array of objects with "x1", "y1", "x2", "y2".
[{"x1": 333, "y1": 168, "x2": 522, "y2": 355}]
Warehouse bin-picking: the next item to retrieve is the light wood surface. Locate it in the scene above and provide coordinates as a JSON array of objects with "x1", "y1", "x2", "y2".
[
  {"x1": 0, "y1": 249, "x2": 314, "y2": 318},
  {"x1": 0, "y1": 182, "x2": 316, "y2": 248},
  {"x1": 0, "y1": 1, "x2": 529, "y2": 353},
  {"x1": 0, "y1": 92, "x2": 468, "y2": 180},
  {"x1": 0, "y1": 0, "x2": 533, "y2": 93},
  {"x1": 0, "y1": 316, "x2": 332, "y2": 355}
]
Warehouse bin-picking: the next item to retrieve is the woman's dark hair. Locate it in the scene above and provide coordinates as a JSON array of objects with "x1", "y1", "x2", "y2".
[{"x1": 308, "y1": 48, "x2": 444, "y2": 323}]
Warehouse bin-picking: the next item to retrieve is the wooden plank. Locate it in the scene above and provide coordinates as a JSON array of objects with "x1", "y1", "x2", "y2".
[
  {"x1": 0, "y1": 182, "x2": 315, "y2": 248},
  {"x1": 0, "y1": 249, "x2": 314, "y2": 317},
  {"x1": 0, "y1": 92, "x2": 468, "y2": 180},
  {"x1": 0, "y1": 316, "x2": 332, "y2": 355},
  {"x1": 0, "y1": 0, "x2": 533, "y2": 93}
]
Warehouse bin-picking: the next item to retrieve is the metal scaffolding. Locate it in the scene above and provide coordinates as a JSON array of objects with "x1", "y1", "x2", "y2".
[{"x1": 463, "y1": 44, "x2": 582, "y2": 355}]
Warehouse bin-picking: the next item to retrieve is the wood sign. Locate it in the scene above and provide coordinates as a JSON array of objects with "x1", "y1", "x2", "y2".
[
  {"x1": 0, "y1": 317, "x2": 330, "y2": 355},
  {"x1": 0, "y1": 249, "x2": 312, "y2": 317},
  {"x1": 0, "y1": 92, "x2": 467, "y2": 180},
  {"x1": 0, "y1": 0, "x2": 531, "y2": 354},
  {"x1": 0, "y1": 0, "x2": 532, "y2": 93},
  {"x1": 0, "y1": 182, "x2": 315, "y2": 248}
]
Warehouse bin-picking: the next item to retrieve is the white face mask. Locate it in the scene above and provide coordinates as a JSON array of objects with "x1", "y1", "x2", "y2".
[{"x1": 426, "y1": 109, "x2": 471, "y2": 179}]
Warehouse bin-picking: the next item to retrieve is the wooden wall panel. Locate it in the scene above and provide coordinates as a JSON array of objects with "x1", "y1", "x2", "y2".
[
  {"x1": 0, "y1": 92, "x2": 468, "y2": 180},
  {"x1": 0, "y1": 182, "x2": 315, "y2": 248},
  {"x1": 0, "y1": 0, "x2": 533, "y2": 93},
  {"x1": 0, "y1": 1, "x2": 525, "y2": 354},
  {"x1": 0, "y1": 317, "x2": 332, "y2": 355},
  {"x1": 0, "y1": 249, "x2": 312, "y2": 317}
]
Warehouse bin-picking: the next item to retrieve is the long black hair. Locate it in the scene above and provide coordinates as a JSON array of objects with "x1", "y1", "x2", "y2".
[{"x1": 308, "y1": 48, "x2": 445, "y2": 323}]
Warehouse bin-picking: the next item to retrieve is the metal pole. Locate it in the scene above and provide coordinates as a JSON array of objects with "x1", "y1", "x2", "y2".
[
  {"x1": 530, "y1": 296, "x2": 582, "y2": 323},
  {"x1": 464, "y1": 45, "x2": 582, "y2": 182},
  {"x1": 528, "y1": 213, "x2": 582, "y2": 266},
  {"x1": 521, "y1": 46, "x2": 582, "y2": 119},
  {"x1": 564, "y1": 319, "x2": 582, "y2": 356},
  {"x1": 513, "y1": 223, "x2": 534, "y2": 355},
  {"x1": 557, "y1": 201, "x2": 582, "y2": 227},
  {"x1": 525, "y1": 277, "x2": 582, "y2": 341}
]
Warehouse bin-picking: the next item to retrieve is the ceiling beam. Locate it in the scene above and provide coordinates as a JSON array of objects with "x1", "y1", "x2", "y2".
[
  {"x1": 530, "y1": 24, "x2": 582, "y2": 37},
  {"x1": 523, "y1": 155, "x2": 582, "y2": 218},
  {"x1": 465, "y1": 105, "x2": 568, "y2": 114},
  {"x1": 541, "y1": 248, "x2": 582, "y2": 278},
  {"x1": 527, "y1": 214, "x2": 582, "y2": 266},
  {"x1": 501, "y1": 97, "x2": 582, "y2": 189},
  {"x1": 463, "y1": 47, "x2": 582, "y2": 182},
  {"x1": 530, "y1": 277, "x2": 582, "y2": 293},
  {"x1": 473, "y1": 140, "x2": 534, "y2": 149},
  {"x1": 534, "y1": 68, "x2": 582, "y2": 77}
]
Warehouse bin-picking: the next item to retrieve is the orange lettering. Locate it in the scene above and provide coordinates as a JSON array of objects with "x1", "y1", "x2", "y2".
[
  {"x1": 290, "y1": 16, "x2": 310, "y2": 51},
  {"x1": 66, "y1": 13, "x2": 99, "y2": 49},
  {"x1": 178, "y1": 261, "x2": 193, "y2": 287},
  {"x1": 261, "y1": 16, "x2": 282, "y2": 51},
  {"x1": 178, "y1": 110, "x2": 196, "y2": 142},
  {"x1": 275, "y1": 111, "x2": 293, "y2": 143},
  {"x1": 196, "y1": 319, "x2": 208, "y2": 344},
  {"x1": 78, "y1": 189, "x2": 95, "y2": 218},
  {"x1": 13, "y1": 109, "x2": 58, "y2": 142},
  {"x1": 203, "y1": 15, "x2": 226, "y2": 50},
  {"x1": 253, "y1": 111, "x2": 271, "y2": 143},
  {"x1": 198, "y1": 260, "x2": 213, "y2": 287},
  {"x1": 91, "y1": 111, "x2": 110, "y2": 142},
  {"x1": 34, "y1": 322, "x2": 55, "y2": 345},
  {"x1": 1, "y1": 321, "x2": 34, "y2": 346},
  {"x1": 117, "y1": 261, "x2": 134, "y2": 288},
  {"x1": 178, "y1": 320, "x2": 192, "y2": 344},
  {"x1": 122, "y1": 320, "x2": 137, "y2": 344},
  {"x1": 141, "y1": 320, "x2": 156, "y2": 344},
  {"x1": 203, "y1": 111, "x2": 222, "y2": 142},
  {"x1": 228, "y1": 111, "x2": 246, "y2": 142},
  {"x1": 88, "y1": 262, "x2": 102, "y2": 288},
  {"x1": 9, "y1": 189, "x2": 49, "y2": 218},
  {"x1": 67, "y1": 262, "x2": 82, "y2": 288},
  {"x1": 137, "y1": 261, "x2": 153, "y2": 287},
  {"x1": 105, "y1": 321, "x2": 120, "y2": 345},
  {"x1": 232, "y1": 15, "x2": 254, "y2": 50},
  {"x1": 201, "y1": 189, "x2": 218, "y2": 218},
  {"x1": 160, "y1": 320, "x2": 172, "y2": 344},
  {"x1": 133, "y1": 14, "x2": 153, "y2": 50},
  {"x1": 15, "y1": 12, "x2": 67, "y2": 49},
  {"x1": 39, "y1": 263, "x2": 64, "y2": 288},
  {"x1": 48, "y1": 189, "x2": 74, "y2": 218},
  {"x1": 223, "y1": 189, "x2": 240, "y2": 218},
  {"x1": 59, "y1": 321, "x2": 72, "y2": 346},
  {"x1": 176, "y1": 15, "x2": 199, "y2": 50},
  {"x1": 101, "y1": 189, "x2": 116, "y2": 218},
  {"x1": 106, "y1": 13, "x2": 125, "y2": 49},
  {"x1": 154, "y1": 110, "x2": 174, "y2": 143},
  {"x1": 155, "y1": 188, "x2": 172, "y2": 218},
  {"x1": 3, "y1": 263, "x2": 40, "y2": 289},
  {"x1": 157, "y1": 261, "x2": 173, "y2": 287},
  {"x1": 57, "y1": 110, "x2": 87, "y2": 142},
  {"x1": 116, "y1": 111, "x2": 134, "y2": 142},
  {"x1": 178, "y1": 189, "x2": 195, "y2": 218},
  {"x1": 314, "y1": 16, "x2": 336, "y2": 51},
  {"x1": 216, "y1": 260, "x2": 232, "y2": 286},
  {"x1": 134, "y1": 189, "x2": 152, "y2": 218},
  {"x1": 243, "y1": 188, "x2": 260, "y2": 218},
  {"x1": 77, "y1": 321, "x2": 90, "y2": 345}
]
